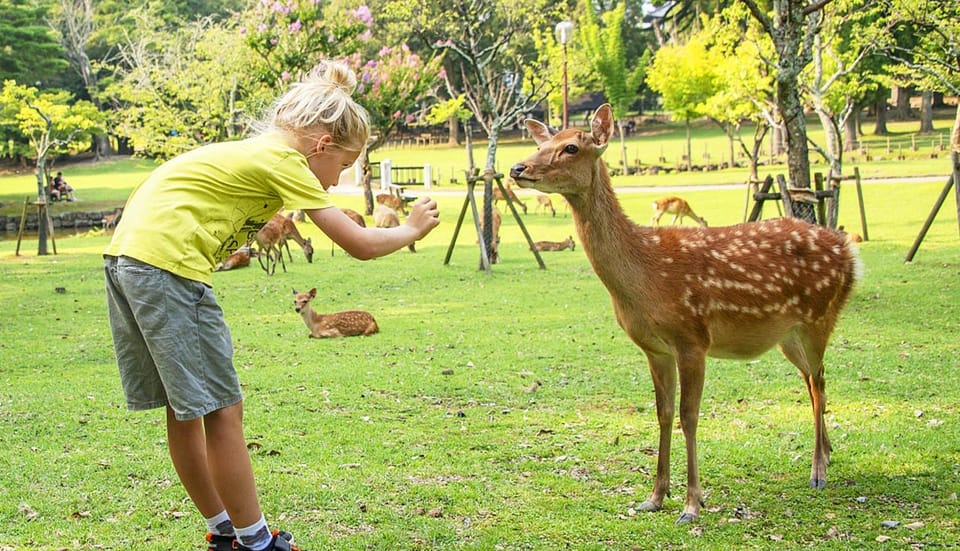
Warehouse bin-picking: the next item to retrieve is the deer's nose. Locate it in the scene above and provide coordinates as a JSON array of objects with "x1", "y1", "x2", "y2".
[{"x1": 509, "y1": 164, "x2": 527, "y2": 179}]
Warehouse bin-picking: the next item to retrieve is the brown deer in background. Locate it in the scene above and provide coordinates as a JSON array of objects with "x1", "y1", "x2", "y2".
[
  {"x1": 374, "y1": 204, "x2": 416, "y2": 252},
  {"x1": 215, "y1": 242, "x2": 257, "y2": 271},
  {"x1": 101, "y1": 208, "x2": 123, "y2": 231},
  {"x1": 532, "y1": 235, "x2": 575, "y2": 252},
  {"x1": 332, "y1": 208, "x2": 366, "y2": 256},
  {"x1": 651, "y1": 196, "x2": 708, "y2": 227},
  {"x1": 492, "y1": 183, "x2": 528, "y2": 214},
  {"x1": 292, "y1": 288, "x2": 379, "y2": 338},
  {"x1": 376, "y1": 193, "x2": 408, "y2": 215},
  {"x1": 509, "y1": 104, "x2": 860, "y2": 524},
  {"x1": 535, "y1": 194, "x2": 556, "y2": 217},
  {"x1": 256, "y1": 214, "x2": 314, "y2": 274}
]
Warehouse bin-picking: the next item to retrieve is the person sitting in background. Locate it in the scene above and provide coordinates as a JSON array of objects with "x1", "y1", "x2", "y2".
[{"x1": 51, "y1": 171, "x2": 75, "y2": 201}]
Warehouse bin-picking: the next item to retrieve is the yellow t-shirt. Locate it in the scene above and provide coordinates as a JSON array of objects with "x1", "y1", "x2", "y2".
[{"x1": 104, "y1": 132, "x2": 332, "y2": 285}]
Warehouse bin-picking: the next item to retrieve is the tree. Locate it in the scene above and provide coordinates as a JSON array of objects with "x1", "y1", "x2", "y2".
[
  {"x1": 580, "y1": 2, "x2": 649, "y2": 173},
  {"x1": 347, "y1": 44, "x2": 445, "y2": 214},
  {"x1": 698, "y1": 4, "x2": 776, "y2": 181},
  {"x1": 740, "y1": 0, "x2": 831, "y2": 190},
  {"x1": 383, "y1": 0, "x2": 559, "y2": 171},
  {"x1": 646, "y1": 33, "x2": 720, "y2": 170},
  {"x1": 102, "y1": 14, "x2": 251, "y2": 159},
  {"x1": 0, "y1": 0, "x2": 69, "y2": 85},
  {"x1": 0, "y1": 80, "x2": 100, "y2": 254}
]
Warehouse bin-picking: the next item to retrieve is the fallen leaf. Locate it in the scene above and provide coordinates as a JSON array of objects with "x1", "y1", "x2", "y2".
[{"x1": 904, "y1": 521, "x2": 924, "y2": 530}]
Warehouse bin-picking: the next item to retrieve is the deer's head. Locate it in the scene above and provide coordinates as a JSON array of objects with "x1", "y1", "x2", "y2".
[
  {"x1": 510, "y1": 104, "x2": 614, "y2": 196},
  {"x1": 293, "y1": 287, "x2": 317, "y2": 313}
]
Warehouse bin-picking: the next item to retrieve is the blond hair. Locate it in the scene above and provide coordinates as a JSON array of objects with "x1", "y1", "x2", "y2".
[{"x1": 265, "y1": 61, "x2": 370, "y2": 152}]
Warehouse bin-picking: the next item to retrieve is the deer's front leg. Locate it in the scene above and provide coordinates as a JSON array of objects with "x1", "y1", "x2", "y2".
[
  {"x1": 676, "y1": 349, "x2": 707, "y2": 524},
  {"x1": 638, "y1": 352, "x2": 678, "y2": 513}
]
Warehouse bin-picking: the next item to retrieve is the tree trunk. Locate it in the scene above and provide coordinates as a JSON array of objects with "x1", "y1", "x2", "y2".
[
  {"x1": 685, "y1": 118, "x2": 692, "y2": 171},
  {"x1": 447, "y1": 115, "x2": 460, "y2": 145},
  {"x1": 873, "y1": 95, "x2": 889, "y2": 135},
  {"x1": 919, "y1": 90, "x2": 935, "y2": 133},
  {"x1": 779, "y1": 77, "x2": 812, "y2": 188},
  {"x1": 843, "y1": 110, "x2": 859, "y2": 152},
  {"x1": 893, "y1": 86, "x2": 913, "y2": 120}
]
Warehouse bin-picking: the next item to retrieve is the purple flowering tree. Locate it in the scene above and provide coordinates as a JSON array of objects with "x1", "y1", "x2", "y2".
[
  {"x1": 347, "y1": 45, "x2": 445, "y2": 213},
  {"x1": 241, "y1": 0, "x2": 372, "y2": 92}
]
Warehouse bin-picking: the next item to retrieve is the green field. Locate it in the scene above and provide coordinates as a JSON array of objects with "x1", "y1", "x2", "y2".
[{"x1": 1, "y1": 111, "x2": 959, "y2": 549}]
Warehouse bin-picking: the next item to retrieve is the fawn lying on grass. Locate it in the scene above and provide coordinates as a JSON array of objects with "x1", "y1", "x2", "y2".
[
  {"x1": 509, "y1": 103, "x2": 860, "y2": 524},
  {"x1": 215, "y1": 243, "x2": 257, "y2": 271},
  {"x1": 293, "y1": 288, "x2": 379, "y2": 338},
  {"x1": 532, "y1": 235, "x2": 575, "y2": 252}
]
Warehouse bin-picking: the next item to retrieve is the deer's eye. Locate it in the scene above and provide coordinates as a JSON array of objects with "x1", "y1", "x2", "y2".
[{"x1": 563, "y1": 144, "x2": 579, "y2": 155}]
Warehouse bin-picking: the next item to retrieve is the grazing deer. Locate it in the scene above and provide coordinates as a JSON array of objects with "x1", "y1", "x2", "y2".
[
  {"x1": 509, "y1": 104, "x2": 860, "y2": 524},
  {"x1": 101, "y1": 208, "x2": 123, "y2": 230},
  {"x1": 256, "y1": 214, "x2": 314, "y2": 274},
  {"x1": 215, "y1": 243, "x2": 257, "y2": 271},
  {"x1": 492, "y1": 183, "x2": 528, "y2": 214},
  {"x1": 292, "y1": 288, "x2": 379, "y2": 338},
  {"x1": 535, "y1": 194, "x2": 556, "y2": 217},
  {"x1": 279, "y1": 216, "x2": 314, "y2": 264},
  {"x1": 374, "y1": 205, "x2": 416, "y2": 252},
  {"x1": 376, "y1": 193, "x2": 408, "y2": 215},
  {"x1": 532, "y1": 235, "x2": 575, "y2": 252},
  {"x1": 651, "y1": 196, "x2": 708, "y2": 227}
]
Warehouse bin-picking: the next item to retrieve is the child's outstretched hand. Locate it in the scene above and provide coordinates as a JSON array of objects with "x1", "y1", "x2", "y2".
[{"x1": 406, "y1": 196, "x2": 440, "y2": 239}]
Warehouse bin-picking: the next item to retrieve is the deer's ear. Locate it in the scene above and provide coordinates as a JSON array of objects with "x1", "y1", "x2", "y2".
[
  {"x1": 292, "y1": 288, "x2": 298, "y2": 295},
  {"x1": 591, "y1": 104, "x2": 614, "y2": 149},
  {"x1": 309, "y1": 288, "x2": 317, "y2": 298},
  {"x1": 525, "y1": 119, "x2": 552, "y2": 145}
]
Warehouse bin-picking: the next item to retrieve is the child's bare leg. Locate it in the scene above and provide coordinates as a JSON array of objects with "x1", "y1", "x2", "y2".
[{"x1": 166, "y1": 403, "x2": 263, "y2": 527}]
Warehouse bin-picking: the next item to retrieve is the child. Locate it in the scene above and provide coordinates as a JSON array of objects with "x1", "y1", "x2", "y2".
[{"x1": 103, "y1": 61, "x2": 439, "y2": 551}]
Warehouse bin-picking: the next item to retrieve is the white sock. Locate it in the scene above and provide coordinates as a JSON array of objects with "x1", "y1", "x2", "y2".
[
  {"x1": 205, "y1": 510, "x2": 235, "y2": 536},
  {"x1": 235, "y1": 515, "x2": 272, "y2": 550}
]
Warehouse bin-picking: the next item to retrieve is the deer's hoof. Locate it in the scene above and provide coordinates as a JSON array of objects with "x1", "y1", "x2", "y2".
[
  {"x1": 636, "y1": 500, "x2": 661, "y2": 513},
  {"x1": 675, "y1": 512, "x2": 699, "y2": 525},
  {"x1": 810, "y1": 478, "x2": 827, "y2": 490}
]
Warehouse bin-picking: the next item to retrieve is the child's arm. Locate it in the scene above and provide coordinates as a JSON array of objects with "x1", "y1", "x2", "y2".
[{"x1": 305, "y1": 196, "x2": 439, "y2": 260}]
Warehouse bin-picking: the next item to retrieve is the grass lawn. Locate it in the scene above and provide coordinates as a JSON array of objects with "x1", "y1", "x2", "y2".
[{"x1": 1, "y1": 150, "x2": 959, "y2": 551}]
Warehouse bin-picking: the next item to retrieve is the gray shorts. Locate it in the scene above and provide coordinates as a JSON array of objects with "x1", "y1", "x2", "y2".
[{"x1": 104, "y1": 255, "x2": 242, "y2": 420}]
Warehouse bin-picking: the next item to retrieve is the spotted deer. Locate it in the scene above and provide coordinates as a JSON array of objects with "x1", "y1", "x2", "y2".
[
  {"x1": 509, "y1": 104, "x2": 860, "y2": 524},
  {"x1": 651, "y1": 196, "x2": 708, "y2": 227},
  {"x1": 492, "y1": 183, "x2": 528, "y2": 214},
  {"x1": 532, "y1": 235, "x2": 575, "y2": 252},
  {"x1": 292, "y1": 288, "x2": 379, "y2": 338}
]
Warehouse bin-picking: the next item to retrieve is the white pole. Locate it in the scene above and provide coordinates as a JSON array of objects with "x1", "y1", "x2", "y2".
[
  {"x1": 381, "y1": 158, "x2": 392, "y2": 191},
  {"x1": 423, "y1": 163, "x2": 432, "y2": 189}
]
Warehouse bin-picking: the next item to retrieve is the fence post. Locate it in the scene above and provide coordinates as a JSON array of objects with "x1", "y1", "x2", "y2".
[
  {"x1": 423, "y1": 163, "x2": 432, "y2": 189},
  {"x1": 381, "y1": 158, "x2": 392, "y2": 191}
]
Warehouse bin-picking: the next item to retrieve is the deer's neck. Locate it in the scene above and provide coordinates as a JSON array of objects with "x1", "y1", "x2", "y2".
[
  {"x1": 564, "y1": 160, "x2": 654, "y2": 291},
  {"x1": 300, "y1": 303, "x2": 321, "y2": 327}
]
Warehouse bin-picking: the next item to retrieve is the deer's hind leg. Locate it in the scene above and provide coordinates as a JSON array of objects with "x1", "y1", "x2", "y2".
[{"x1": 778, "y1": 325, "x2": 831, "y2": 489}]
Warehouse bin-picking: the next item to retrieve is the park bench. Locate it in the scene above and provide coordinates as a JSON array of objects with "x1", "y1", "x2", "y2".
[{"x1": 370, "y1": 161, "x2": 434, "y2": 206}]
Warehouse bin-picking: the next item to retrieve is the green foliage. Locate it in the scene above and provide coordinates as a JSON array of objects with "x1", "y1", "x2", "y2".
[
  {"x1": 0, "y1": 0, "x2": 69, "y2": 85},
  {"x1": 646, "y1": 34, "x2": 720, "y2": 122},
  {"x1": 0, "y1": 80, "x2": 101, "y2": 160},
  {"x1": 578, "y1": 2, "x2": 647, "y2": 121}
]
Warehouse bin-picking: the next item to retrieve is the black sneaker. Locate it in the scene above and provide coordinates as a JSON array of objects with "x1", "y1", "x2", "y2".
[{"x1": 206, "y1": 530, "x2": 299, "y2": 551}]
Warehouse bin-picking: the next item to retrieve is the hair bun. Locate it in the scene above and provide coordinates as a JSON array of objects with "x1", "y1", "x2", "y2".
[{"x1": 306, "y1": 61, "x2": 357, "y2": 95}]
